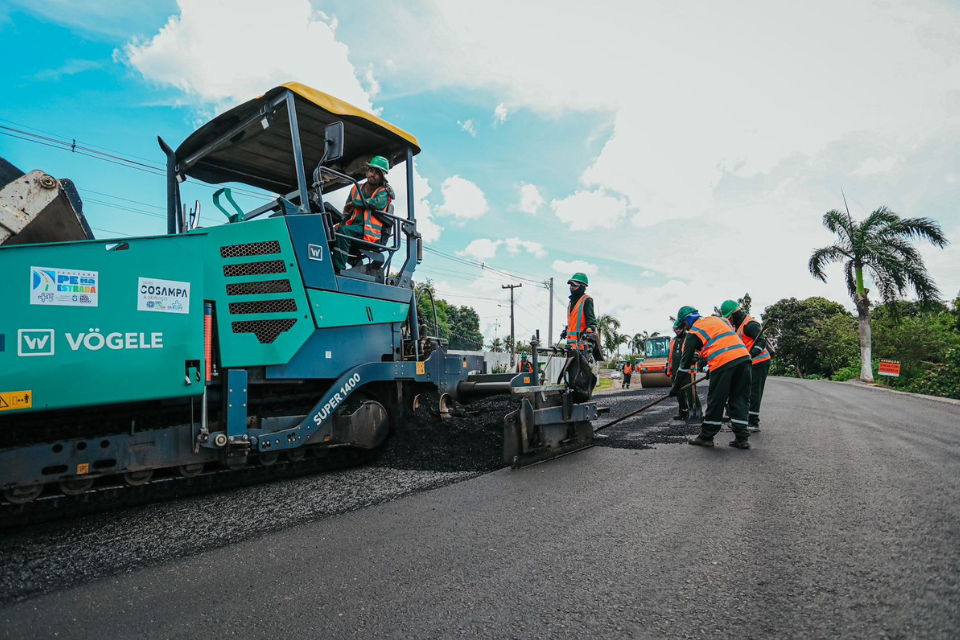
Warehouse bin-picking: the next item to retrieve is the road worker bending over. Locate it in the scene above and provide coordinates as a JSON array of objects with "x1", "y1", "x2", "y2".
[
  {"x1": 720, "y1": 300, "x2": 771, "y2": 433},
  {"x1": 671, "y1": 306, "x2": 753, "y2": 449}
]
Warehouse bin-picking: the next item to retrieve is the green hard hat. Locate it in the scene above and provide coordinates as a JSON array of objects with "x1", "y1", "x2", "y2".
[
  {"x1": 720, "y1": 300, "x2": 740, "y2": 318},
  {"x1": 520, "y1": 352, "x2": 528, "y2": 359},
  {"x1": 567, "y1": 272, "x2": 589, "y2": 287},
  {"x1": 676, "y1": 305, "x2": 698, "y2": 324},
  {"x1": 367, "y1": 155, "x2": 390, "y2": 175}
]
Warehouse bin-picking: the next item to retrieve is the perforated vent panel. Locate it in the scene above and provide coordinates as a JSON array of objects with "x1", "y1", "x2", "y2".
[
  {"x1": 226, "y1": 280, "x2": 293, "y2": 296},
  {"x1": 231, "y1": 319, "x2": 298, "y2": 344},
  {"x1": 228, "y1": 299, "x2": 298, "y2": 315},
  {"x1": 220, "y1": 241, "x2": 281, "y2": 258},
  {"x1": 223, "y1": 260, "x2": 286, "y2": 277}
]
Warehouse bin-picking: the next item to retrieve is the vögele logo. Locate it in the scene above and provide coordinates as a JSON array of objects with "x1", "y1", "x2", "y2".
[{"x1": 18, "y1": 329, "x2": 55, "y2": 356}]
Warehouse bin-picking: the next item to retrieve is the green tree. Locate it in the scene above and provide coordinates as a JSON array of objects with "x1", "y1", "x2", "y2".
[
  {"x1": 809, "y1": 205, "x2": 948, "y2": 382},
  {"x1": 763, "y1": 297, "x2": 852, "y2": 378},
  {"x1": 630, "y1": 332, "x2": 646, "y2": 355},
  {"x1": 446, "y1": 305, "x2": 484, "y2": 350},
  {"x1": 597, "y1": 314, "x2": 621, "y2": 352},
  {"x1": 738, "y1": 292, "x2": 752, "y2": 314},
  {"x1": 487, "y1": 337, "x2": 504, "y2": 352}
]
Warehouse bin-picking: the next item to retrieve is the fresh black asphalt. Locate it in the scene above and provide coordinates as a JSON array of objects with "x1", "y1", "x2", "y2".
[{"x1": 1, "y1": 378, "x2": 958, "y2": 638}]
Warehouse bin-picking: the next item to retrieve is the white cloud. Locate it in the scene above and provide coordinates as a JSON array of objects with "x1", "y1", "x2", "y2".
[
  {"x1": 121, "y1": 0, "x2": 374, "y2": 111},
  {"x1": 33, "y1": 58, "x2": 102, "y2": 81},
  {"x1": 458, "y1": 238, "x2": 502, "y2": 261},
  {"x1": 457, "y1": 119, "x2": 477, "y2": 137},
  {"x1": 517, "y1": 183, "x2": 544, "y2": 215},
  {"x1": 389, "y1": 161, "x2": 443, "y2": 243},
  {"x1": 551, "y1": 189, "x2": 627, "y2": 231},
  {"x1": 494, "y1": 102, "x2": 508, "y2": 124},
  {"x1": 504, "y1": 238, "x2": 546, "y2": 259},
  {"x1": 437, "y1": 175, "x2": 490, "y2": 220},
  {"x1": 851, "y1": 156, "x2": 901, "y2": 176},
  {"x1": 552, "y1": 259, "x2": 598, "y2": 276}
]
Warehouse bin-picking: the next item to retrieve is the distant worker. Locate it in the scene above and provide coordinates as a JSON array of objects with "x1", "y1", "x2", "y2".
[
  {"x1": 332, "y1": 156, "x2": 393, "y2": 271},
  {"x1": 720, "y1": 300, "x2": 771, "y2": 433},
  {"x1": 559, "y1": 273, "x2": 598, "y2": 356},
  {"x1": 667, "y1": 321, "x2": 692, "y2": 420},
  {"x1": 622, "y1": 361, "x2": 633, "y2": 389},
  {"x1": 518, "y1": 352, "x2": 534, "y2": 374},
  {"x1": 671, "y1": 306, "x2": 753, "y2": 449}
]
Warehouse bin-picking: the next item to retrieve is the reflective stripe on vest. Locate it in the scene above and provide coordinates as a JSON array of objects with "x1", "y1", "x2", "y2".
[
  {"x1": 736, "y1": 315, "x2": 772, "y2": 366},
  {"x1": 666, "y1": 337, "x2": 676, "y2": 377},
  {"x1": 347, "y1": 185, "x2": 390, "y2": 243},
  {"x1": 624, "y1": 365, "x2": 633, "y2": 375},
  {"x1": 689, "y1": 316, "x2": 750, "y2": 371},
  {"x1": 566, "y1": 294, "x2": 592, "y2": 351}
]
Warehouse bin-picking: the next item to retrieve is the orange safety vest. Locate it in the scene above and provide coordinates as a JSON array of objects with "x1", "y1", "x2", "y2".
[
  {"x1": 518, "y1": 361, "x2": 534, "y2": 373},
  {"x1": 688, "y1": 316, "x2": 750, "y2": 372},
  {"x1": 666, "y1": 337, "x2": 677, "y2": 377},
  {"x1": 736, "y1": 315, "x2": 771, "y2": 366},
  {"x1": 668, "y1": 334, "x2": 698, "y2": 377},
  {"x1": 566, "y1": 295, "x2": 593, "y2": 351},
  {"x1": 346, "y1": 185, "x2": 391, "y2": 243},
  {"x1": 624, "y1": 364, "x2": 633, "y2": 375}
]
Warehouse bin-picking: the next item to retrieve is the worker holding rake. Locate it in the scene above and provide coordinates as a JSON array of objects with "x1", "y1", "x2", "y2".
[{"x1": 671, "y1": 306, "x2": 753, "y2": 449}]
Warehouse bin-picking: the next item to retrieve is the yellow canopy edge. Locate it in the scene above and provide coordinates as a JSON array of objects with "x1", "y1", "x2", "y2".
[{"x1": 280, "y1": 81, "x2": 420, "y2": 151}]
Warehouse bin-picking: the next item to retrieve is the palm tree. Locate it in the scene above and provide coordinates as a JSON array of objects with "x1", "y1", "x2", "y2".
[
  {"x1": 596, "y1": 314, "x2": 621, "y2": 351},
  {"x1": 630, "y1": 332, "x2": 646, "y2": 355},
  {"x1": 809, "y1": 204, "x2": 947, "y2": 382},
  {"x1": 615, "y1": 333, "x2": 629, "y2": 358},
  {"x1": 487, "y1": 337, "x2": 504, "y2": 353}
]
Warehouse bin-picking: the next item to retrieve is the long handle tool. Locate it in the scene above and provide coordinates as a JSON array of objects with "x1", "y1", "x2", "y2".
[{"x1": 595, "y1": 374, "x2": 707, "y2": 433}]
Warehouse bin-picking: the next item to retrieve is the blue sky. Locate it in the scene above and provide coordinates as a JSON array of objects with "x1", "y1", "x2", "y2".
[{"x1": 2, "y1": 0, "x2": 959, "y2": 346}]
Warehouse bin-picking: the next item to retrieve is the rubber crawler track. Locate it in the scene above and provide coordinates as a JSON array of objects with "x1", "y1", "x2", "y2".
[{"x1": 0, "y1": 447, "x2": 373, "y2": 529}]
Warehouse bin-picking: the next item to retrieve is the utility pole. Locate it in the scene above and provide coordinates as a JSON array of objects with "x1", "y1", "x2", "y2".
[
  {"x1": 502, "y1": 283, "x2": 522, "y2": 368},
  {"x1": 544, "y1": 277, "x2": 554, "y2": 347}
]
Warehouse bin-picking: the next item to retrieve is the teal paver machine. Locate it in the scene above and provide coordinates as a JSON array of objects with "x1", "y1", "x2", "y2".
[{"x1": 0, "y1": 84, "x2": 597, "y2": 504}]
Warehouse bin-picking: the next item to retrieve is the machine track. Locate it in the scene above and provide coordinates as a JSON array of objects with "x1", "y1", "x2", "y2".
[{"x1": 0, "y1": 446, "x2": 372, "y2": 529}]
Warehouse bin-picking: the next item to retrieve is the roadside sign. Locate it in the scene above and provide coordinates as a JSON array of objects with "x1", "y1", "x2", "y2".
[{"x1": 878, "y1": 360, "x2": 901, "y2": 377}]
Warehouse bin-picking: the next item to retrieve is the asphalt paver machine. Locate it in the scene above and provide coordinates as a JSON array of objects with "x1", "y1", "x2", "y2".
[{"x1": 0, "y1": 84, "x2": 597, "y2": 505}]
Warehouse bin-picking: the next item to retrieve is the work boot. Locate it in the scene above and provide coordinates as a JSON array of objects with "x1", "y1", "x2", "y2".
[
  {"x1": 729, "y1": 439, "x2": 751, "y2": 449},
  {"x1": 688, "y1": 436, "x2": 715, "y2": 447},
  {"x1": 672, "y1": 411, "x2": 689, "y2": 421}
]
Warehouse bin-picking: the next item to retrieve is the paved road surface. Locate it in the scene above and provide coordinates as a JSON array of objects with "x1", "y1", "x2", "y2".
[{"x1": 2, "y1": 378, "x2": 958, "y2": 639}]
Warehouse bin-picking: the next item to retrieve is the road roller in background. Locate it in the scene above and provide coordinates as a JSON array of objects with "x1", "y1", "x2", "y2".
[{"x1": 638, "y1": 335, "x2": 672, "y2": 388}]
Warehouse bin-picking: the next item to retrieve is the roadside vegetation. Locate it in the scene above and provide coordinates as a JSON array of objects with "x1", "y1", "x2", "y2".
[{"x1": 764, "y1": 296, "x2": 960, "y2": 399}]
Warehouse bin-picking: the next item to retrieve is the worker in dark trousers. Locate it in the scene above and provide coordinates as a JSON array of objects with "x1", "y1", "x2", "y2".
[
  {"x1": 720, "y1": 300, "x2": 771, "y2": 433},
  {"x1": 667, "y1": 322, "x2": 690, "y2": 420},
  {"x1": 671, "y1": 306, "x2": 753, "y2": 449},
  {"x1": 517, "y1": 352, "x2": 534, "y2": 374},
  {"x1": 560, "y1": 272, "x2": 598, "y2": 356},
  {"x1": 622, "y1": 361, "x2": 633, "y2": 389}
]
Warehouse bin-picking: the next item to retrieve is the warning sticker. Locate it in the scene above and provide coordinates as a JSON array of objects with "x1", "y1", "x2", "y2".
[
  {"x1": 30, "y1": 266, "x2": 98, "y2": 307},
  {"x1": 0, "y1": 390, "x2": 32, "y2": 412}
]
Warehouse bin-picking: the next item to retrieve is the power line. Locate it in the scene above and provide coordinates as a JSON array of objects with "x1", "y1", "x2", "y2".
[{"x1": 0, "y1": 122, "x2": 275, "y2": 201}]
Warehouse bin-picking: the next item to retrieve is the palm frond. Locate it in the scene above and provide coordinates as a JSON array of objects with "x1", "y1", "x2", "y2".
[
  {"x1": 808, "y1": 245, "x2": 848, "y2": 281},
  {"x1": 880, "y1": 215, "x2": 948, "y2": 248},
  {"x1": 844, "y1": 261, "x2": 857, "y2": 298}
]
